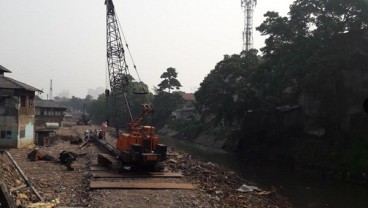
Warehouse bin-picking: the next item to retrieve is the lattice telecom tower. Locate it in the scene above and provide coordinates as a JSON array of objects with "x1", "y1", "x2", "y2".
[{"x1": 241, "y1": 0, "x2": 257, "y2": 51}]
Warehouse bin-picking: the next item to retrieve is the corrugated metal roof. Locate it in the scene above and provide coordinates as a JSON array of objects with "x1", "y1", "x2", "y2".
[
  {"x1": 0, "y1": 76, "x2": 41, "y2": 92},
  {"x1": 35, "y1": 99, "x2": 67, "y2": 109},
  {"x1": 0, "y1": 65, "x2": 12, "y2": 73}
]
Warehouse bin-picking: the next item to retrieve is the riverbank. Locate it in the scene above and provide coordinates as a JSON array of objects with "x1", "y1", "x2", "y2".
[
  {"x1": 0, "y1": 125, "x2": 292, "y2": 207},
  {"x1": 159, "y1": 126, "x2": 368, "y2": 208},
  {"x1": 159, "y1": 123, "x2": 368, "y2": 186}
]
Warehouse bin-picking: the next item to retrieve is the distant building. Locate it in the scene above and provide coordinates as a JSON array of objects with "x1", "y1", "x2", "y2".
[
  {"x1": 0, "y1": 65, "x2": 42, "y2": 148},
  {"x1": 35, "y1": 99, "x2": 67, "y2": 128},
  {"x1": 34, "y1": 99, "x2": 67, "y2": 146},
  {"x1": 171, "y1": 91, "x2": 198, "y2": 120},
  {"x1": 177, "y1": 91, "x2": 195, "y2": 102},
  {"x1": 171, "y1": 107, "x2": 197, "y2": 120}
]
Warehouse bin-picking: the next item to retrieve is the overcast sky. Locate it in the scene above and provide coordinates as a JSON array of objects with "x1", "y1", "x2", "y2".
[{"x1": 0, "y1": 0, "x2": 294, "y2": 99}]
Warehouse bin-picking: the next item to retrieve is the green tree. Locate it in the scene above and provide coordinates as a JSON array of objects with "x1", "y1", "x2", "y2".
[
  {"x1": 256, "y1": 0, "x2": 368, "y2": 138},
  {"x1": 86, "y1": 76, "x2": 153, "y2": 129},
  {"x1": 158, "y1": 67, "x2": 182, "y2": 93},
  {"x1": 86, "y1": 93, "x2": 107, "y2": 124},
  {"x1": 195, "y1": 50, "x2": 261, "y2": 126},
  {"x1": 69, "y1": 96, "x2": 84, "y2": 112},
  {"x1": 152, "y1": 91, "x2": 184, "y2": 129},
  {"x1": 128, "y1": 80, "x2": 154, "y2": 120}
]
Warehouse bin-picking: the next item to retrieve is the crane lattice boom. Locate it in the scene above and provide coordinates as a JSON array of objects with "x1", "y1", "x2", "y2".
[{"x1": 105, "y1": 0, "x2": 132, "y2": 130}]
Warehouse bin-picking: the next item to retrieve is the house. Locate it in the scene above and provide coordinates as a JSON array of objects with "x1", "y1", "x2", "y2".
[
  {"x1": 34, "y1": 99, "x2": 67, "y2": 146},
  {"x1": 0, "y1": 65, "x2": 42, "y2": 148},
  {"x1": 35, "y1": 99, "x2": 67, "y2": 128},
  {"x1": 177, "y1": 91, "x2": 195, "y2": 108},
  {"x1": 171, "y1": 91, "x2": 198, "y2": 120},
  {"x1": 171, "y1": 107, "x2": 197, "y2": 120}
]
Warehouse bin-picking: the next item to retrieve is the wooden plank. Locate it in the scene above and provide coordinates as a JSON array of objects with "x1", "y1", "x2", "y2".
[
  {"x1": 90, "y1": 181, "x2": 195, "y2": 190},
  {"x1": 92, "y1": 171, "x2": 182, "y2": 178},
  {"x1": 9, "y1": 184, "x2": 27, "y2": 193}
]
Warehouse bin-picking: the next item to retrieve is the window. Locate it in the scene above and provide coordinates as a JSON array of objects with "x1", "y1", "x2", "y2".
[
  {"x1": 0, "y1": 97, "x2": 5, "y2": 107},
  {"x1": 20, "y1": 96, "x2": 26, "y2": 107},
  {"x1": 28, "y1": 98, "x2": 34, "y2": 107},
  {"x1": 0, "y1": 131, "x2": 12, "y2": 139},
  {"x1": 20, "y1": 129, "x2": 25, "y2": 138}
]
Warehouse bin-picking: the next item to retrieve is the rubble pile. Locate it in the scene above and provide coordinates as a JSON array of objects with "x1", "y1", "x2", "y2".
[
  {"x1": 0, "y1": 153, "x2": 35, "y2": 207},
  {"x1": 1, "y1": 135, "x2": 93, "y2": 207},
  {"x1": 165, "y1": 148, "x2": 292, "y2": 208}
]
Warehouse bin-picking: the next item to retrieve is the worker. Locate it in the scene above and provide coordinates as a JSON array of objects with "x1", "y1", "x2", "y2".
[
  {"x1": 84, "y1": 129, "x2": 91, "y2": 141},
  {"x1": 101, "y1": 121, "x2": 108, "y2": 140},
  {"x1": 98, "y1": 130, "x2": 103, "y2": 140},
  {"x1": 93, "y1": 129, "x2": 98, "y2": 139}
]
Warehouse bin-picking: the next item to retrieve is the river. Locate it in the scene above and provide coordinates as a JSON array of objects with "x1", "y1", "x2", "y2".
[{"x1": 160, "y1": 136, "x2": 368, "y2": 208}]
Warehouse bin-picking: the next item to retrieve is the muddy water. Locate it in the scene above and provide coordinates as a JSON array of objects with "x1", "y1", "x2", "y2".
[{"x1": 160, "y1": 136, "x2": 368, "y2": 208}]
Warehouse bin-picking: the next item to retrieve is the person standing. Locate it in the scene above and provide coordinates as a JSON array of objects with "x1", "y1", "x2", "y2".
[{"x1": 101, "y1": 121, "x2": 108, "y2": 140}]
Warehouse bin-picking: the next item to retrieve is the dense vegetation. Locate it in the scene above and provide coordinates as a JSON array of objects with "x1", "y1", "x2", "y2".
[{"x1": 193, "y1": 0, "x2": 368, "y2": 183}]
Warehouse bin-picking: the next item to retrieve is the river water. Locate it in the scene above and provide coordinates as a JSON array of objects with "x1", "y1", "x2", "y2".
[{"x1": 160, "y1": 136, "x2": 368, "y2": 208}]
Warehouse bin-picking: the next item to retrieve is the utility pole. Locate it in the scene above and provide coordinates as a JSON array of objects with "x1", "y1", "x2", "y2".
[
  {"x1": 241, "y1": 0, "x2": 257, "y2": 52},
  {"x1": 49, "y1": 79, "x2": 53, "y2": 100}
]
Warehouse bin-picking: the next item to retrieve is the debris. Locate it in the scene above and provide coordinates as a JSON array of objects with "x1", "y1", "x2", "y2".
[
  {"x1": 10, "y1": 184, "x2": 27, "y2": 193},
  {"x1": 236, "y1": 184, "x2": 259, "y2": 193},
  {"x1": 215, "y1": 190, "x2": 223, "y2": 195},
  {"x1": 27, "y1": 149, "x2": 44, "y2": 161},
  {"x1": 70, "y1": 137, "x2": 83, "y2": 145},
  {"x1": 27, "y1": 149, "x2": 55, "y2": 162},
  {"x1": 59, "y1": 151, "x2": 76, "y2": 171},
  {"x1": 0, "y1": 180, "x2": 17, "y2": 208},
  {"x1": 3, "y1": 150, "x2": 44, "y2": 202},
  {"x1": 168, "y1": 159, "x2": 178, "y2": 164},
  {"x1": 255, "y1": 191, "x2": 273, "y2": 196},
  {"x1": 16, "y1": 193, "x2": 29, "y2": 200},
  {"x1": 26, "y1": 198, "x2": 60, "y2": 208},
  {"x1": 78, "y1": 141, "x2": 90, "y2": 149}
]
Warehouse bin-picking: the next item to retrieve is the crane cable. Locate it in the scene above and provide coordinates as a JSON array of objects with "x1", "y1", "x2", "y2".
[
  {"x1": 124, "y1": 92, "x2": 133, "y2": 122},
  {"x1": 115, "y1": 13, "x2": 149, "y2": 103}
]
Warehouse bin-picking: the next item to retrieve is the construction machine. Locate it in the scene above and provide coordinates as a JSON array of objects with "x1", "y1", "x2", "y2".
[
  {"x1": 99, "y1": 0, "x2": 167, "y2": 171},
  {"x1": 116, "y1": 104, "x2": 167, "y2": 170},
  {"x1": 76, "y1": 113, "x2": 90, "y2": 125}
]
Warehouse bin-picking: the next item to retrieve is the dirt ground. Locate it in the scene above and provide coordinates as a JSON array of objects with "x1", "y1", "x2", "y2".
[{"x1": 0, "y1": 125, "x2": 293, "y2": 208}]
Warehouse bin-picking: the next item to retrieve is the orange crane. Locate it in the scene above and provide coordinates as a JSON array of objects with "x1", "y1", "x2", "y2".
[
  {"x1": 116, "y1": 104, "x2": 167, "y2": 170},
  {"x1": 102, "y1": 0, "x2": 167, "y2": 171}
]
